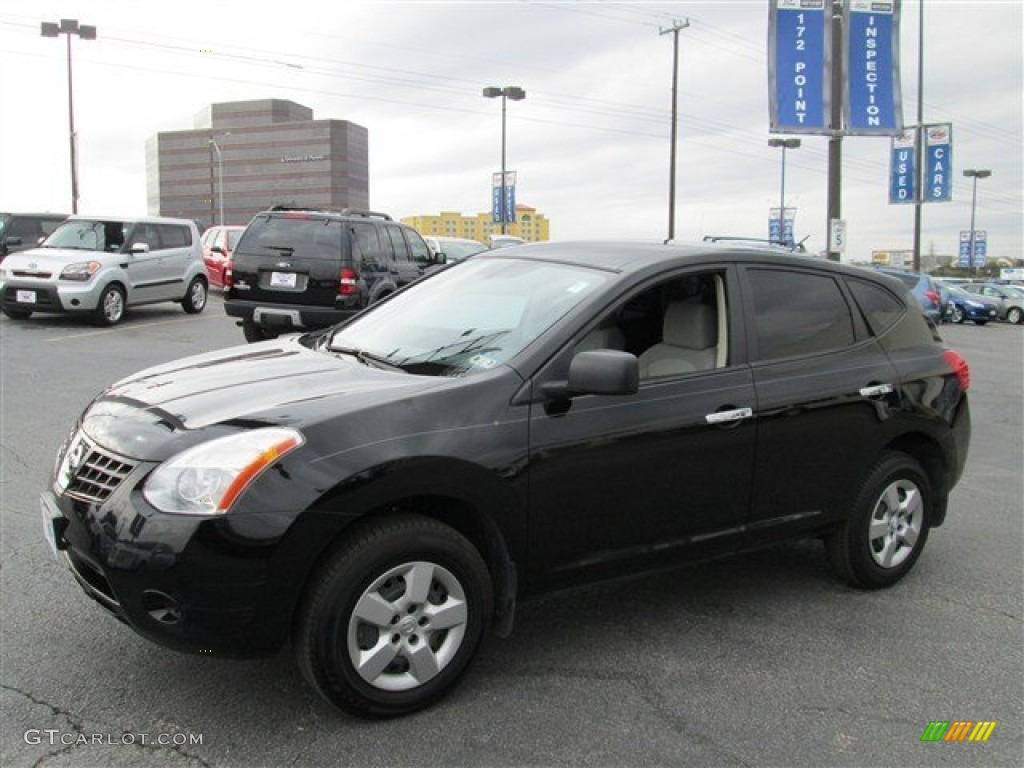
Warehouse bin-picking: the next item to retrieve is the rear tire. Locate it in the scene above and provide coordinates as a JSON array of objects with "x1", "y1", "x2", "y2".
[
  {"x1": 949, "y1": 306, "x2": 965, "y2": 324},
  {"x1": 825, "y1": 452, "x2": 932, "y2": 589},
  {"x1": 241, "y1": 320, "x2": 277, "y2": 343},
  {"x1": 294, "y1": 514, "x2": 492, "y2": 718},
  {"x1": 1005, "y1": 306, "x2": 1022, "y2": 324},
  {"x1": 92, "y1": 285, "x2": 125, "y2": 326},
  {"x1": 182, "y1": 277, "x2": 207, "y2": 314}
]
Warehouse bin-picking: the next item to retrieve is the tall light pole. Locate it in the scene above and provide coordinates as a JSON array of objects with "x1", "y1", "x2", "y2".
[
  {"x1": 41, "y1": 19, "x2": 96, "y2": 214},
  {"x1": 208, "y1": 134, "x2": 230, "y2": 226},
  {"x1": 963, "y1": 169, "x2": 991, "y2": 276},
  {"x1": 483, "y1": 86, "x2": 525, "y2": 235},
  {"x1": 768, "y1": 138, "x2": 801, "y2": 245},
  {"x1": 660, "y1": 19, "x2": 689, "y2": 243}
]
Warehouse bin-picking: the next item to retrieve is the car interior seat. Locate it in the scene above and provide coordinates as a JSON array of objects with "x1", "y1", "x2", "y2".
[{"x1": 638, "y1": 302, "x2": 718, "y2": 377}]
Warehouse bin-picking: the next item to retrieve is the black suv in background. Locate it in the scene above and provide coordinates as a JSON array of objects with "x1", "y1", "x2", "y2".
[
  {"x1": 0, "y1": 212, "x2": 68, "y2": 262},
  {"x1": 224, "y1": 207, "x2": 436, "y2": 342}
]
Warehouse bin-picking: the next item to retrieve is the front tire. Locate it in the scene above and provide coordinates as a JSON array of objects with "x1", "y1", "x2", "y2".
[
  {"x1": 949, "y1": 305, "x2": 965, "y2": 324},
  {"x1": 826, "y1": 452, "x2": 932, "y2": 589},
  {"x1": 92, "y1": 284, "x2": 125, "y2": 326},
  {"x1": 294, "y1": 514, "x2": 492, "y2": 718},
  {"x1": 182, "y1": 277, "x2": 207, "y2": 314}
]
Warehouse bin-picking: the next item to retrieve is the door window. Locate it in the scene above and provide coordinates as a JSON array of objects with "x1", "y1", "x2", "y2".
[
  {"x1": 405, "y1": 229, "x2": 433, "y2": 266},
  {"x1": 746, "y1": 269, "x2": 855, "y2": 361},
  {"x1": 384, "y1": 225, "x2": 412, "y2": 264}
]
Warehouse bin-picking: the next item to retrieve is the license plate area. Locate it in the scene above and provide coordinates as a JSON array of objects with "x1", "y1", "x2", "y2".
[
  {"x1": 263, "y1": 271, "x2": 307, "y2": 291},
  {"x1": 16, "y1": 289, "x2": 37, "y2": 303}
]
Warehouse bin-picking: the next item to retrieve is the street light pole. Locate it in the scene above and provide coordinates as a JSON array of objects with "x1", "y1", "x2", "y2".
[
  {"x1": 483, "y1": 86, "x2": 526, "y2": 235},
  {"x1": 660, "y1": 19, "x2": 689, "y2": 243},
  {"x1": 208, "y1": 136, "x2": 228, "y2": 226},
  {"x1": 768, "y1": 138, "x2": 801, "y2": 245},
  {"x1": 41, "y1": 19, "x2": 97, "y2": 215},
  {"x1": 963, "y1": 168, "x2": 991, "y2": 276}
]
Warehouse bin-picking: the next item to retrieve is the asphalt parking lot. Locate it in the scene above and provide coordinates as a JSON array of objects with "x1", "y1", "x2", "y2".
[{"x1": 1, "y1": 296, "x2": 1021, "y2": 767}]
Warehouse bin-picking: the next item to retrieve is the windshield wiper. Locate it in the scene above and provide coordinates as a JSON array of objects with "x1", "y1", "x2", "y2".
[{"x1": 328, "y1": 345, "x2": 404, "y2": 372}]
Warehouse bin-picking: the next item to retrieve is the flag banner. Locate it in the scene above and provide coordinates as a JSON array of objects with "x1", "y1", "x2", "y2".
[
  {"x1": 491, "y1": 172, "x2": 503, "y2": 223},
  {"x1": 844, "y1": 0, "x2": 904, "y2": 135},
  {"x1": 959, "y1": 230, "x2": 987, "y2": 268},
  {"x1": 768, "y1": 207, "x2": 797, "y2": 245},
  {"x1": 923, "y1": 123, "x2": 952, "y2": 203},
  {"x1": 768, "y1": 0, "x2": 831, "y2": 135},
  {"x1": 491, "y1": 171, "x2": 517, "y2": 223},
  {"x1": 889, "y1": 129, "x2": 917, "y2": 204}
]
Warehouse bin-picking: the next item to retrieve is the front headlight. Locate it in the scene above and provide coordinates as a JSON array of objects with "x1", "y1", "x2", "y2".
[
  {"x1": 143, "y1": 427, "x2": 304, "y2": 515},
  {"x1": 60, "y1": 261, "x2": 101, "y2": 281}
]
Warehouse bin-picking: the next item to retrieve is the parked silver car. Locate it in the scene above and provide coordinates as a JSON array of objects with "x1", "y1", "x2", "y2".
[
  {"x1": 0, "y1": 216, "x2": 208, "y2": 325},
  {"x1": 962, "y1": 283, "x2": 1024, "y2": 324}
]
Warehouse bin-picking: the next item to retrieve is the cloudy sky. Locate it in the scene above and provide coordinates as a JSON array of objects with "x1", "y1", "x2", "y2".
[{"x1": 1, "y1": 0, "x2": 1020, "y2": 264}]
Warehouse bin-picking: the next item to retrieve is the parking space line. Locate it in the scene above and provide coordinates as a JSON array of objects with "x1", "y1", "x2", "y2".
[{"x1": 44, "y1": 315, "x2": 220, "y2": 343}]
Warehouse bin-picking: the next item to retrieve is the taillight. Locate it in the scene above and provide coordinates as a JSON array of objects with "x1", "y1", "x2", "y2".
[
  {"x1": 924, "y1": 290, "x2": 940, "y2": 306},
  {"x1": 223, "y1": 259, "x2": 233, "y2": 289},
  {"x1": 942, "y1": 349, "x2": 970, "y2": 391},
  {"x1": 338, "y1": 267, "x2": 358, "y2": 296}
]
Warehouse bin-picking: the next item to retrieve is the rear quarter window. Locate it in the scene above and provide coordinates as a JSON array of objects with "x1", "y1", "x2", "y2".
[{"x1": 846, "y1": 278, "x2": 906, "y2": 335}]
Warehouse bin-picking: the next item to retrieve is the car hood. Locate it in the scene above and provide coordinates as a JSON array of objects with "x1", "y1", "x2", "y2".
[
  {"x1": 3, "y1": 247, "x2": 107, "y2": 271},
  {"x1": 81, "y1": 337, "x2": 446, "y2": 460}
]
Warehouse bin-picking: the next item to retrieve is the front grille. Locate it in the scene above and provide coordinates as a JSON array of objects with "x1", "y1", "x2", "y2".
[
  {"x1": 65, "y1": 441, "x2": 137, "y2": 503},
  {"x1": 12, "y1": 270, "x2": 53, "y2": 279}
]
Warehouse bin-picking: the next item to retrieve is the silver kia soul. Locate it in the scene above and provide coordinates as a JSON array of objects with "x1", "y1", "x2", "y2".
[{"x1": 0, "y1": 215, "x2": 208, "y2": 325}]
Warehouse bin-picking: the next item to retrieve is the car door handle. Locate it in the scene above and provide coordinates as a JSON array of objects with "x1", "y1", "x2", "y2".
[
  {"x1": 859, "y1": 383, "x2": 894, "y2": 398},
  {"x1": 705, "y1": 407, "x2": 753, "y2": 425}
]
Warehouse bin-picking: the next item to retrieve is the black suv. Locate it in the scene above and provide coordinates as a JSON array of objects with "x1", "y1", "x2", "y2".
[
  {"x1": 0, "y1": 212, "x2": 68, "y2": 262},
  {"x1": 42, "y1": 242, "x2": 971, "y2": 718},
  {"x1": 224, "y1": 207, "x2": 436, "y2": 342}
]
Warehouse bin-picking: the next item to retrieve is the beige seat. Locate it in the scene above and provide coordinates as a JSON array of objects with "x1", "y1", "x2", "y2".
[
  {"x1": 576, "y1": 325, "x2": 625, "y2": 352},
  {"x1": 638, "y1": 302, "x2": 717, "y2": 377}
]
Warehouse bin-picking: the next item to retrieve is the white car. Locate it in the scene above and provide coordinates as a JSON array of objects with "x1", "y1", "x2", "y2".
[
  {"x1": 0, "y1": 215, "x2": 208, "y2": 325},
  {"x1": 423, "y1": 236, "x2": 487, "y2": 263}
]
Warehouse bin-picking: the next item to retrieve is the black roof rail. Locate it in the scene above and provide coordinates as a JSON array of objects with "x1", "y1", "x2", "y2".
[{"x1": 339, "y1": 209, "x2": 393, "y2": 221}]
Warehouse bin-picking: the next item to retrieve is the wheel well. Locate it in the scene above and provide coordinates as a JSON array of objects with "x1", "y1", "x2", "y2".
[
  {"x1": 298, "y1": 495, "x2": 517, "y2": 636},
  {"x1": 884, "y1": 433, "x2": 950, "y2": 526}
]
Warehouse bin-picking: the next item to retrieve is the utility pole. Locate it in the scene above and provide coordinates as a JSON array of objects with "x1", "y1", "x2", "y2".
[
  {"x1": 911, "y1": 0, "x2": 925, "y2": 272},
  {"x1": 826, "y1": 0, "x2": 843, "y2": 261},
  {"x1": 660, "y1": 19, "x2": 689, "y2": 243}
]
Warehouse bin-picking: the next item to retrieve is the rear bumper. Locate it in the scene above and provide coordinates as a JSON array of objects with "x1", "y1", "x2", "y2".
[{"x1": 224, "y1": 298, "x2": 357, "y2": 331}]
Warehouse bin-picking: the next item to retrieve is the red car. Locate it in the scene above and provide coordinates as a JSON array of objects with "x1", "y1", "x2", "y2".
[{"x1": 201, "y1": 225, "x2": 245, "y2": 288}]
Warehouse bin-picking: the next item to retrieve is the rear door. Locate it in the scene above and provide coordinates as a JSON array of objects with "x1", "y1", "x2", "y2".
[
  {"x1": 153, "y1": 223, "x2": 195, "y2": 299},
  {"x1": 231, "y1": 214, "x2": 346, "y2": 307},
  {"x1": 382, "y1": 224, "x2": 422, "y2": 288},
  {"x1": 739, "y1": 265, "x2": 902, "y2": 541}
]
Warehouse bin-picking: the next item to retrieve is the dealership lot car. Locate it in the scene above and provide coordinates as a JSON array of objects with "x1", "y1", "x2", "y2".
[
  {"x1": 944, "y1": 284, "x2": 1000, "y2": 325},
  {"x1": 200, "y1": 224, "x2": 246, "y2": 289},
  {"x1": 42, "y1": 242, "x2": 970, "y2": 718},
  {"x1": 0, "y1": 215, "x2": 207, "y2": 325},
  {"x1": 0, "y1": 212, "x2": 68, "y2": 262}
]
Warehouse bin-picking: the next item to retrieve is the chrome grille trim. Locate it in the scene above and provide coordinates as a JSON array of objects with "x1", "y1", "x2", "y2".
[{"x1": 65, "y1": 439, "x2": 137, "y2": 503}]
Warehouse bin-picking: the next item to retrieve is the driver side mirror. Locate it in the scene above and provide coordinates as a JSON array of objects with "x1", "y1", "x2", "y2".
[{"x1": 542, "y1": 349, "x2": 639, "y2": 400}]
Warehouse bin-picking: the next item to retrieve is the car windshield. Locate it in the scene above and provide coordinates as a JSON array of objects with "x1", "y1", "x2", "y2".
[
  {"x1": 327, "y1": 257, "x2": 609, "y2": 376},
  {"x1": 44, "y1": 219, "x2": 129, "y2": 252}
]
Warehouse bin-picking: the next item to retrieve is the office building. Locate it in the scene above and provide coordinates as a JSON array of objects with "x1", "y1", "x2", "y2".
[
  {"x1": 402, "y1": 206, "x2": 550, "y2": 243},
  {"x1": 146, "y1": 99, "x2": 368, "y2": 228}
]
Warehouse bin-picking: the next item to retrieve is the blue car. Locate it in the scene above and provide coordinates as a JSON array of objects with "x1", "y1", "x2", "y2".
[{"x1": 945, "y1": 285, "x2": 1000, "y2": 325}]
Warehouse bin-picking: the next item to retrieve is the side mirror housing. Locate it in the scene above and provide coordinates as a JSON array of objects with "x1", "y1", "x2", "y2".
[
  {"x1": 130, "y1": 242, "x2": 150, "y2": 254},
  {"x1": 543, "y1": 349, "x2": 639, "y2": 399}
]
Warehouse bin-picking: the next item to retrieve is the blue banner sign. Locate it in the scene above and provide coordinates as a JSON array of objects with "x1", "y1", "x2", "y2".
[
  {"x1": 769, "y1": 0, "x2": 830, "y2": 135},
  {"x1": 769, "y1": 208, "x2": 796, "y2": 245},
  {"x1": 844, "y1": 0, "x2": 904, "y2": 135},
  {"x1": 889, "y1": 129, "x2": 916, "y2": 204},
  {"x1": 923, "y1": 123, "x2": 952, "y2": 202},
  {"x1": 491, "y1": 172, "x2": 517, "y2": 224},
  {"x1": 958, "y1": 230, "x2": 987, "y2": 268}
]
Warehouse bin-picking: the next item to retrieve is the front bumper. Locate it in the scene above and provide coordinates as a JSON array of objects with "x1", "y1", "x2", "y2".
[{"x1": 2, "y1": 278, "x2": 103, "y2": 314}]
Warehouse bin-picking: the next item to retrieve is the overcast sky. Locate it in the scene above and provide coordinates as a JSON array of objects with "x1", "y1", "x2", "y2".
[{"x1": 1, "y1": 0, "x2": 1020, "y2": 264}]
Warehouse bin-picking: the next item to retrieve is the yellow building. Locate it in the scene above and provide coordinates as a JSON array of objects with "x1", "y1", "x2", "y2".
[{"x1": 402, "y1": 205, "x2": 550, "y2": 243}]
